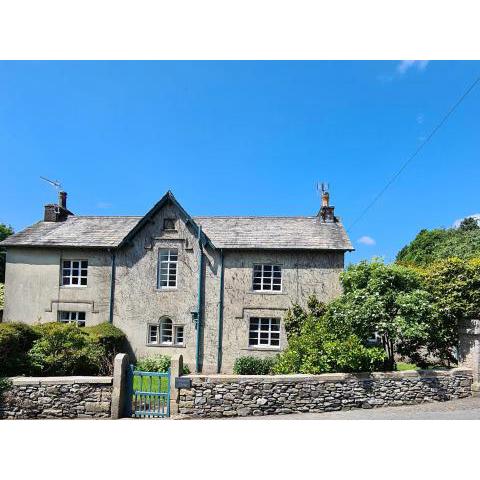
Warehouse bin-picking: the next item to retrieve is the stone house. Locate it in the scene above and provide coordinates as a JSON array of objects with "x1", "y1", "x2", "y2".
[{"x1": 0, "y1": 190, "x2": 353, "y2": 373}]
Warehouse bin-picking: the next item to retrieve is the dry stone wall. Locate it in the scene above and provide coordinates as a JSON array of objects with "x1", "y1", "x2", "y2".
[
  {"x1": 0, "y1": 376, "x2": 113, "y2": 419},
  {"x1": 178, "y1": 368, "x2": 473, "y2": 418}
]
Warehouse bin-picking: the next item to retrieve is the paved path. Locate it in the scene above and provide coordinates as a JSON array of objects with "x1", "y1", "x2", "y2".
[{"x1": 228, "y1": 396, "x2": 480, "y2": 420}]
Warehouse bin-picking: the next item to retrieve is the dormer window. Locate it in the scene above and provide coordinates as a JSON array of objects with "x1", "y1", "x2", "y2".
[{"x1": 163, "y1": 218, "x2": 176, "y2": 231}]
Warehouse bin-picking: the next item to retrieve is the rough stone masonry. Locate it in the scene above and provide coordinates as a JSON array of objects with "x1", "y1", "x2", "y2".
[
  {"x1": 177, "y1": 368, "x2": 473, "y2": 418},
  {"x1": 0, "y1": 376, "x2": 113, "y2": 419}
]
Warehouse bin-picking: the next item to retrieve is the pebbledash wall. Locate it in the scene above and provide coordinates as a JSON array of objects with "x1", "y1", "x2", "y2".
[
  {"x1": 177, "y1": 368, "x2": 473, "y2": 418},
  {"x1": 0, "y1": 377, "x2": 113, "y2": 419}
]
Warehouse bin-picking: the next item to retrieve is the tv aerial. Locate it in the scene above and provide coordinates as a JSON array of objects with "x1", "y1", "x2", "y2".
[
  {"x1": 316, "y1": 181, "x2": 329, "y2": 195},
  {"x1": 40, "y1": 176, "x2": 63, "y2": 192}
]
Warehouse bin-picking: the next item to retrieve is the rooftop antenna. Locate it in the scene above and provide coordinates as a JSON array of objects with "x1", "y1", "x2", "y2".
[
  {"x1": 40, "y1": 176, "x2": 63, "y2": 192},
  {"x1": 316, "y1": 181, "x2": 329, "y2": 196}
]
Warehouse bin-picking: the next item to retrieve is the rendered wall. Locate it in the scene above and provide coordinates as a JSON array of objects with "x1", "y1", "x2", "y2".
[{"x1": 3, "y1": 247, "x2": 111, "y2": 325}]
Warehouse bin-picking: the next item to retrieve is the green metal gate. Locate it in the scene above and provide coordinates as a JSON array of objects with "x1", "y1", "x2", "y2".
[{"x1": 126, "y1": 365, "x2": 171, "y2": 418}]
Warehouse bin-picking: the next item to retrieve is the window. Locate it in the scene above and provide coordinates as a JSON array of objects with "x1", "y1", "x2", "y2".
[
  {"x1": 249, "y1": 317, "x2": 280, "y2": 348},
  {"x1": 149, "y1": 325, "x2": 159, "y2": 344},
  {"x1": 158, "y1": 249, "x2": 178, "y2": 288},
  {"x1": 148, "y1": 319, "x2": 185, "y2": 346},
  {"x1": 160, "y1": 318, "x2": 173, "y2": 344},
  {"x1": 58, "y1": 311, "x2": 86, "y2": 327},
  {"x1": 62, "y1": 260, "x2": 88, "y2": 287},
  {"x1": 163, "y1": 218, "x2": 176, "y2": 231},
  {"x1": 175, "y1": 325, "x2": 184, "y2": 345},
  {"x1": 252, "y1": 264, "x2": 282, "y2": 291}
]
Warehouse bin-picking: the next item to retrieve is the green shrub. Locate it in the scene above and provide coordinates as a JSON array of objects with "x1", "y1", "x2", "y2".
[
  {"x1": 29, "y1": 323, "x2": 104, "y2": 375},
  {"x1": 135, "y1": 355, "x2": 171, "y2": 373},
  {"x1": 274, "y1": 298, "x2": 387, "y2": 375},
  {"x1": 233, "y1": 356, "x2": 276, "y2": 375},
  {"x1": 182, "y1": 364, "x2": 191, "y2": 375},
  {"x1": 0, "y1": 323, "x2": 39, "y2": 376},
  {"x1": 85, "y1": 323, "x2": 127, "y2": 374}
]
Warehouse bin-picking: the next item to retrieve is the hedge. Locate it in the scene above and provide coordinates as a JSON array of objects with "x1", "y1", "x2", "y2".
[
  {"x1": 0, "y1": 323, "x2": 39, "y2": 376},
  {"x1": 0, "y1": 321, "x2": 126, "y2": 376}
]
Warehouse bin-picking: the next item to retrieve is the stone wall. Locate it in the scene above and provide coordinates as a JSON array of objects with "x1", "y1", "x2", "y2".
[
  {"x1": 0, "y1": 376, "x2": 113, "y2": 419},
  {"x1": 177, "y1": 368, "x2": 473, "y2": 418}
]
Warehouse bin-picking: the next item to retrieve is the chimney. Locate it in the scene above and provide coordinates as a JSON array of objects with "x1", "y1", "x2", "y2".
[
  {"x1": 44, "y1": 191, "x2": 73, "y2": 222},
  {"x1": 318, "y1": 189, "x2": 337, "y2": 223},
  {"x1": 59, "y1": 191, "x2": 67, "y2": 210}
]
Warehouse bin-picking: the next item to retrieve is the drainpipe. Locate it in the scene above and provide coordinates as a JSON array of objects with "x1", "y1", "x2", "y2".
[
  {"x1": 195, "y1": 226, "x2": 204, "y2": 373},
  {"x1": 109, "y1": 249, "x2": 116, "y2": 324},
  {"x1": 216, "y1": 249, "x2": 224, "y2": 373}
]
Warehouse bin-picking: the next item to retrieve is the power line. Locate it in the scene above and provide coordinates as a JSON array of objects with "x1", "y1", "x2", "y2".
[{"x1": 347, "y1": 75, "x2": 480, "y2": 233}]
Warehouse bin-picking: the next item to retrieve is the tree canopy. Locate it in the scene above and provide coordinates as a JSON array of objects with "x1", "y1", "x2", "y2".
[
  {"x1": 396, "y1": 217, "x2": 480, "y2": 266},
  {"x1": 0, "y1": 223, "x2": 14, "y2": 283}
]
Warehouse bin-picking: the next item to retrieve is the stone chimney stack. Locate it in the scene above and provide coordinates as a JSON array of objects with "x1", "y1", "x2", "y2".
[
  {"x1": 318, "y1": 189, "x2": 336, "y2": 223},
  {"x1": 44, "y1": 191, "x2": 73, "y2": 222},
  {"x1": 59, "y1": 191, "x2": 67, "y2": 210}
]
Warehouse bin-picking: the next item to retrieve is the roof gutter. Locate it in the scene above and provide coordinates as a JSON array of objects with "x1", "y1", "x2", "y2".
[
  {"x1": 108, "y1": 249, "x2": 116, "y2": 324},
  {"x1": 216, "y1": 248, "x2": 224, "y2": 373},
  {"x1": 195, "y1": 225, "x2": 204, "y2": 373}
]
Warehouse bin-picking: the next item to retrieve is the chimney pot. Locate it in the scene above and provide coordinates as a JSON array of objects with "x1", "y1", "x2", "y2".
[{"x1": 321, "y1": 191, "x2": 330, "y2": 207}]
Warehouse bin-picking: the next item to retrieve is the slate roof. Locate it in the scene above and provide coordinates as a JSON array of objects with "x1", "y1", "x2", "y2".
[
  {"x1": 194, "y1": 216, "x2": 353, "y2": 250},
  {"x1": 0, "y1": 215, "x2": 353, "y2": 251},
  {"x1": 0, "y1": 216, "x2": 142, "y2": 248}
]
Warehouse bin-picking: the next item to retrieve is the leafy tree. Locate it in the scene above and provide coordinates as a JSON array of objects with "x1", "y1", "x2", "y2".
[
  {"x1": 459, "y1": 216, "x2": 480, "y2": 231},
  {"x1": 0, "y1": 223, "x2": 14, "y2": 283},
  {"x1": 418, "y1": 258, "x2": 480, "y2": 364},
  {"x1": 0, "y1": 283, "x2": 4, "y2": 310},
  {"x1": 396, "y1": 224, "x2": 480, "y2": 266},
  {"x1": 325, "y1": 259, "x2": 433, "y2": 369}
]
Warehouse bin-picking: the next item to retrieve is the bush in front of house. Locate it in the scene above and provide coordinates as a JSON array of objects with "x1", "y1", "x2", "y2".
[
  {"x1": 135, "y1": 355, "x2": 171, "y2": 373},
  {"x1": 273, "y1": 295, "x2": 387, "y2": 375},
  {"x1": 29, "y1": 323, "x2": 106, "y2": 375},
  {"x1": 233, "y1": 356, "x2": 276, "y2": 375},
  {"x1": 84, "y1": 322, "x2": 127, "y2": 374},
  {"x1": 0, "y1": 323, "x2": 39, "y2": 376}
]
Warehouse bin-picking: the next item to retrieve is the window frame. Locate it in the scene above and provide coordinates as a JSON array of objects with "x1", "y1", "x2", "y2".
[
  {"x1": 252, "y1": 264, "x2": 283, "y2": 292},
  {"x1": 147, "y1": 319, "x2": 185, "y2": 347},
  {"x1": 58, "y1": 311, "x2": 86, "y2": 327},
  {"x1": 61, "y1": 259, "x2": 88, "y2": 288},
  {"x1": 248, "y1": 317, "x2": 281, "y2": 349},
  {"x1": 157, "y1": 248, "x2": 179, "y2": 289}
]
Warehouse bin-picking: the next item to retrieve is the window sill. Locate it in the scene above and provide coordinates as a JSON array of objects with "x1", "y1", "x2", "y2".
[
  {"x1": 146, "y1": 343, "x2": 186, "y2": 349},
  {"x1": 60, "y1": 285, "x2": 88, "y2": 289},
  {"x1": 242, "y1": 346, "x2": 282, "y2": 352},
  {"x1": 248, "y1": 291, "x2": 286, "y2": 295},
  {"x1": 155, "y1": 287, "x2": 179, "y2": 292}
]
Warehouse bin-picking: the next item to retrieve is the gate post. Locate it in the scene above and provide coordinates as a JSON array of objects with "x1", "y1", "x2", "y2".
[
  {"x1": 170, "y1": 354, "x2": 183, "y2": 415},
  {"x1": 111, "y1": 353, "x2": 129, "y2": 419},
  {"x1": 458, "y1": 319, "x2": 480, "y2": 396}
]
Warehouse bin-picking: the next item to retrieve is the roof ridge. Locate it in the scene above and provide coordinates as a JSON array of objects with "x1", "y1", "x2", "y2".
[
  {"x1": 70, "y1": 215, "x2": 143, "y2": 219},
  {"x1": 193, "y1": 215, "x2": 318, "y2": 219}
]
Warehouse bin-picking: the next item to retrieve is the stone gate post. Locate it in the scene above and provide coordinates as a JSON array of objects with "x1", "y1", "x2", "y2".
[
  {"x1": 458, "y1": 319, "x2": 480, "y2": 395},
  {"x1": 170, "y1": 354, "x2": 183, "y2": 415},
  {"x1": 111, "y1": 353, "x2": 129, "y2": 419}
]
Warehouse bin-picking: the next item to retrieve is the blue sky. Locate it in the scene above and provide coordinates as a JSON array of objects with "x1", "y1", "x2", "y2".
[{"x1": 0, "y1": 61, "x2": 479, "y2": 264}]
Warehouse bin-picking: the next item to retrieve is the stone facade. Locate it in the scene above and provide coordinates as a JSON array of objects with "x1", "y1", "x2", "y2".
[
  {"x1": 177, "y1": 369, "x2": 473, "y2": 418},
  {"x1": 2, "y1": 191, "x2": 352, "y2": 374},
  {"x1": 0, "y1": 376, "x2": 113, "y2": 419},
  {"x1": 3, "y1": 207, "x2": 347, "y2": 374}
]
